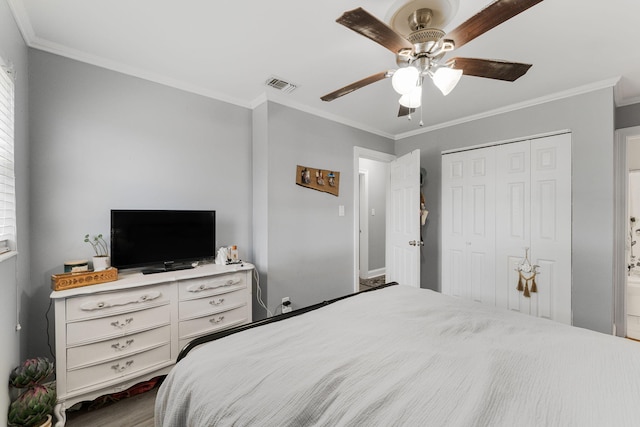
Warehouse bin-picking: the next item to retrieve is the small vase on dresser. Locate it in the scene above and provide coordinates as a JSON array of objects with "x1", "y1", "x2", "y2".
[{"x1": 92, "y1": 255, "x2": 110, "y2": 271}]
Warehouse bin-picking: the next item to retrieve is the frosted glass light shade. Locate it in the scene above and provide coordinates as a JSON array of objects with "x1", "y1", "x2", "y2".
[
  {"x1": 392, "y1": 67, "x2": 420, "y2": 95},
  {"x1": 432, "y1": 67, "x2": 463, "y2": 96},
  {"x1": 399, "y1": 85, "x2": 422, "y2": 108}
]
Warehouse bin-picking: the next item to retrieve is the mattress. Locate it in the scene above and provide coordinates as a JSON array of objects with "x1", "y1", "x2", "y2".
[{"x1": 155, "y1": 285, "x2": 640, "y2": 426}]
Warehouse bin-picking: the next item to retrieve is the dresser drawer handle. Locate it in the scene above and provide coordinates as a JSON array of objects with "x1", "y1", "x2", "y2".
[
  {"x1": 209, "y1": 315, "x2": 225, "y2": 324},
  {"x1": 110, "y1": 318, "x2": 133, "y2": 329},
  {"x1": 111, "y1": 360, "x2": 134, "y2": 373},
  {"x1": 80, "y1": 291, "x2": 162, "y2": 311},
  {"x1": 209, "y1": 298, "x2": 225, "y2": 306},
  {"x1": 187, "y1": 278, "x2": 241, "y2": 293},
  {"x1": 111, "y1": 339, "x2": 134, "y2": 351}
]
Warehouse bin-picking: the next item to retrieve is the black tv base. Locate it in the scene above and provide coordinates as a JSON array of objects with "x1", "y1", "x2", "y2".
[{"x1": 141, "y1": 263, "x2": 195, "y2": 275}]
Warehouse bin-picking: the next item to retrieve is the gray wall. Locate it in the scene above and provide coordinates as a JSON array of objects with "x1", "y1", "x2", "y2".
[
  {"x1": 617, "y1": 103, "x2": 640, "y2": 129},
  {"x1": 0, "y1": 0, "x2": 30, "y2": 421},
  {"x1": 396, "y1": 88, "x2": 615, "y2": 334},
  {"x1": 251, "y1": 102, "x2": 269, "y2": 320},
  {"x1": 28, "y1": 49, "x2": 253, "y2": 357},
  {"x1": 27, "y1": 49, "x2": 395, "y2": 357},
  {"x1": 360, "y1": 158, "x2": 386, "y2": 272},
  {"x1": 261, "y1": 102, "x2": 393, "y2": 312}
]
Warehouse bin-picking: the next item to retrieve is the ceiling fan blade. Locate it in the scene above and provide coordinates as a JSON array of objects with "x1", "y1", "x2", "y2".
[
  {"x1": 448, "y1": 57, "x2": 532, "y2": 81},
  {"x1": 321, "y1": 71, "x2": 391, "y2": 102},
  {"x1": 398, "y1": 105, "x2": 415, "y2": 117},
  {"x1": 336, "y1": 8, "x2": 413, "y2": 54},
  {"x1": 446, "y1": 0, "x2": 544, "y2": 49}
]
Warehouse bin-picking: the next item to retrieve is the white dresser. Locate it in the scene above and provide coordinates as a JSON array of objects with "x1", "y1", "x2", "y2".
[{"x1": 50, "y1": 263, "x2": 253, "y2": 426}]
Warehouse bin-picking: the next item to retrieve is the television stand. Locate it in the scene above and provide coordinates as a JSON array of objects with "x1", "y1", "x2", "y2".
[{"x1": 142, "y1": 262, "x2": 194, "y2": 275}]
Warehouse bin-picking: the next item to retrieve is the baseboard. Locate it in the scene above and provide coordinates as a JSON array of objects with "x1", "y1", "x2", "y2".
[{"x1": 361, "y1": 268, "x2": 385, "y2": 280}]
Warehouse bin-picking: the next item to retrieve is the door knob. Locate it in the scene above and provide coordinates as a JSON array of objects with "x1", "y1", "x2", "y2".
[
  {"x1": 409, "y1": 240, "x2": 417, "y2": 246},
  {"x1": 409, "y1": 240, "x2": 425, "y2": 246}
]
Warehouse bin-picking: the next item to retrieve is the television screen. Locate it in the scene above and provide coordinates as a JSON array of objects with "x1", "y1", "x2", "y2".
[{"x1": 111, "y1": 209, "x2": 216, "y2": 272}]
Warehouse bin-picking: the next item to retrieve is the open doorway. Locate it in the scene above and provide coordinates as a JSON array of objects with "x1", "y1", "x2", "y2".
[
  {"x1": 359, "y1": 160, "x2": 387, "y2": 291},
  {"x1": 353, "y1": 147, "x2": 395, "y2": 293},
  {"x1": 614, "y1": 126, "x2": 640, "y2": 337}
]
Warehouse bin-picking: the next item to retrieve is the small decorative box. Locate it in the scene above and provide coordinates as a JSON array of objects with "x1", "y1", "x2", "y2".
[{"x1": 51, "y1": 267, "x2": 118, "y2": 291}]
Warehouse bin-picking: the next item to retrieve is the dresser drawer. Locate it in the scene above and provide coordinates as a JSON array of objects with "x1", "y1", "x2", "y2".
[
  {"x1": 179, "y1": 304, "x2": 248, "y2": 340},
  {"x1": 66, "y1": 344, "x2": 171, "y2": 393},
  {"x1": 67, "y1": 325, "x2": 171, "y2": 369},
  {"x1": 179, "y1": 288, "x2": 247, "y2": 320},
  {"x1": 178, "y1": 273, "x2": 246, "y2": 300},
  {"x1": 66, "y1": 284, "x2": 172, "y2": 321},
  {"x1": 67, "y1": 304, "x2": 170, "y2": 346}
]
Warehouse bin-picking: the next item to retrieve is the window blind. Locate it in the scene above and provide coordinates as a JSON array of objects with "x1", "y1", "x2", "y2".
[{"x1": 0, "y1": 62, "x2": 15, "y2": 249}]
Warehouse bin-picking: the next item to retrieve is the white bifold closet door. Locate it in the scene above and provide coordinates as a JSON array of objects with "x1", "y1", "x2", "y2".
[
  {"x1": 440, "y1": 146, "x2": 497, "y2": 303},
  {"x1": 442, "y1": 133, "x2": 572, "y2": 324}
]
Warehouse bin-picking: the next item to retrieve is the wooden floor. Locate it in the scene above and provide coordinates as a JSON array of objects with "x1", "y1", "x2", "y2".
[
  {"x1": 359, "y1": 275, "x2": 386, "y2": 292},
  {"x1": 65, "y1": 386, "x2": 157, "y2": 427}
]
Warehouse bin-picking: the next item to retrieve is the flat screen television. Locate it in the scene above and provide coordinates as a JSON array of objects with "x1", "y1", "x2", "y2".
[{"x1": 111, "y1": 209, "x2": 216, "y2": 274}]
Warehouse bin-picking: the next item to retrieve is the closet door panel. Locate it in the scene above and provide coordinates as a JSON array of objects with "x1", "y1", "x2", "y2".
[
  {"x1": 496, "y1": 141, "x2": 531, "y2": 310},
  {"x1": 506, "y1": 255, "x2": 524, "y2": 311},
  {"x1": 450, "y1": 249, "x2": 465, "y2": 297},
  {"x1": 467, "y1": 149, "x2": 496, "y2": 304},
  {"x1": 442, "y1": 152, "x2": 467, "y2": 297},
  {"x1": 442, "y1": 134, "x2": 571, "y2": 324},
  {"x1": 535, "y1": 259, "x2": 556, "y2": 320},
  {"x1": 442, "y1": 148, "x2": 495, "y2": 301},
  {"x1": 531, "y1": 133, "x2": 572, "y2": 324}
]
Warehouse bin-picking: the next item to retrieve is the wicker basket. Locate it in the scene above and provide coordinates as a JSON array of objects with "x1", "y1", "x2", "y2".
[{"x1": 51, "y1": 267, "x2": 118, "y2": 291}]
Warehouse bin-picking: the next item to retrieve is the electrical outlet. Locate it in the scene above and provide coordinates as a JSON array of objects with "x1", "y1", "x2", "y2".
[{"x1": 282, "y1": 297, "x2": 292, "y2": 313}]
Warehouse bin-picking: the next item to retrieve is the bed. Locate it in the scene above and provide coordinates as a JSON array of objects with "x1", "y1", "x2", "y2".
[{"x1": 155, "y1": 283, "x2": 640, "y2": 426}]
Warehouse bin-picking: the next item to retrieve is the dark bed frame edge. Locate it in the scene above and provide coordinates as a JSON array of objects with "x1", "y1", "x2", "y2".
[{"x1": 176, "y1": 281, "x2": 399, "y2": 363}]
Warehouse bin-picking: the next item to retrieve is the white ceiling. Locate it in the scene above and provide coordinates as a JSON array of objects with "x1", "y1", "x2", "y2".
[{"x1": 7, "y1": 0, "x2": 640, "y2": 139}]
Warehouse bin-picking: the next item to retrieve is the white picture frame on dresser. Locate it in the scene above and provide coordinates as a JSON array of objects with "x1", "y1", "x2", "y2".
[{"x1": 50, "y1": 262, "x2": 254, "y2": 427}]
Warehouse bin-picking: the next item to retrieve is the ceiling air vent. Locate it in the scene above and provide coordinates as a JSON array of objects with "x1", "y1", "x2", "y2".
[{"x1": 265, "y1": 77, "x2": 298, "y2": 94}]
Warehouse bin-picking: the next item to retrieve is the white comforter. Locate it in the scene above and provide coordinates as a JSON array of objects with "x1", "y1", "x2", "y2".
[{"x1": 155, "y1": 285, "x2": 640, "y2": 426}]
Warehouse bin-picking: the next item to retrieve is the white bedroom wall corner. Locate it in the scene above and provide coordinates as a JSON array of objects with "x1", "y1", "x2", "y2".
[
  {"x1": 252, "y1": 102, "x2": 269, "y2": 320},
  {"x1": 0, "y1": 0, "x2": 30, "y2": 423},
  {"x1": 265, "y1": 106, "x2": 393, "y2": 314}
]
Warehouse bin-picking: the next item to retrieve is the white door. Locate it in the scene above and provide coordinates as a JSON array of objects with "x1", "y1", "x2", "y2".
[
  {"x1": 444, "y1": 134, "x2": 572, "y2": 324},
  {"x1": 441, "y1": 148, "x2": 496, "y2": 301},
  {"x1": 495, "y1": 141, "x2": 532, "y2": 310},
  {"x1": 495, "y1": 135, "x2": 572, "y2": 323},
  {"x1": 529, "y1": 134, "x2": 572, "y2": 323},
  {"x1": 387, "y1": 150, "x2": 421, "y2": 287}
]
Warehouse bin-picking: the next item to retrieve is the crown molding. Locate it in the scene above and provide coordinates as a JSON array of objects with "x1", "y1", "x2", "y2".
[
  {"x1": 6, "y1": 0, "x2": 36, "y2": 43},
  {"x1": 249, "y1": 92, "x2": 396, "y2": 140},
  {"x1": 31, "y1": 37, "x2": 253, "y2": 109},
  {"x1": 395, "y1": 77, "x2": 621, "y2": 141},
  {"x1": 8, "y1": 1, "x2": 628, "y2": 141}
]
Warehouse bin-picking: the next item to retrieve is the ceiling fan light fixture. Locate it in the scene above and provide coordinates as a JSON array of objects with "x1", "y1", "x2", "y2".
[
  {"x1": 399, "y1": 85, "x2": 422, "y2": 108},
  {"x1": 432, "y1": 66, "x2": 463, "y2": 96},
  {"x1": 392, "y1": 66, "x2": 420, "y2": 95}
]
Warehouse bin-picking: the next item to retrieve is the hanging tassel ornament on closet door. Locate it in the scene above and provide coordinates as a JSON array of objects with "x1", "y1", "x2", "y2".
[
  {"x1": 515, "y1": 248, "x2": 539, "y2": 298},
  {"x1": 517, "y1": 274, "x2": 524, "y2": 292}
]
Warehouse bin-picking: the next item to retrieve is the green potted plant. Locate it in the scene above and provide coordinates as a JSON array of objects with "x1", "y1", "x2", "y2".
[
  {"x1": 8, "y1": 357, "x2": 56, "y2": 427},
  {"x1": 84, "y1": 233, "x2": 111, "y2": 271}
]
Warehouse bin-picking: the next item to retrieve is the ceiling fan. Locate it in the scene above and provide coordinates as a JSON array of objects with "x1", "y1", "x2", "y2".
[{"x1": 320, "y1": 0, "x2": 544, "y2": 119}]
